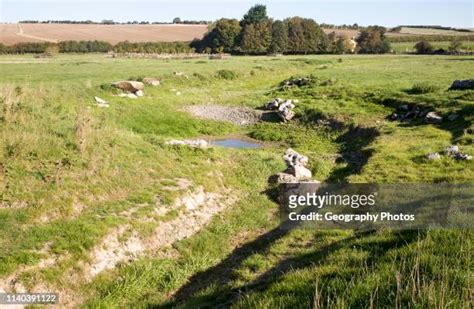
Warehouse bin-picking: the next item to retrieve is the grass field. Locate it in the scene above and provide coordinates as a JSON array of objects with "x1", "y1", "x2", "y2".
[
  {"x1": 0, "y1": 53, "x2": 473, "y2": 307},
  {"x1": 391, "y1": 41, "x2": 474, "y2": 53}
]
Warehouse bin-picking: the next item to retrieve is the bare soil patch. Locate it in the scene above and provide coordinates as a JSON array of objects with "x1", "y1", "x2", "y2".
[{"x1": 185, "y1": 105, "x2": 264, "y2": 125}]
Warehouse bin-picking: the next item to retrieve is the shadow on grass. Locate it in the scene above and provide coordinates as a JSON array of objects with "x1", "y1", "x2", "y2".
[
  {"x1": 327, "y1": 125, "x2": 380, "y2": 182},
  {"x1": 156, "y1": 229, "x2": 424, "y2": 308},
  {"x1": 398, "y1": 104, "x2": 473, "y2": 144}
]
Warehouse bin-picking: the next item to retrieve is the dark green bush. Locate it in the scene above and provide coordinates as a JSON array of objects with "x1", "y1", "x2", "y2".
[
  {"x1": 216, "y1": 69, "x2": 239, "y2": 80},
  {"x1": 408, "y1": 82, "x2": 439, "y2": 94}
]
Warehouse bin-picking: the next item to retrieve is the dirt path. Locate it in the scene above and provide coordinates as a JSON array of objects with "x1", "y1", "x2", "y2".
[{"x1": 15, "y1": 24, "x2": 58, "y2": 43}]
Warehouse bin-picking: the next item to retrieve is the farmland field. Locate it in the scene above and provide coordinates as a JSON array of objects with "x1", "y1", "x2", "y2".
[
  {"x1": 0, "y1": 53, "x2": 473, "y2": 307},
  {"x1": 0, "y1": 23, "x2": 208, "y2": 45},
  {"x1": 3, "y1": 23, "x2": 473, "y2": 47}
]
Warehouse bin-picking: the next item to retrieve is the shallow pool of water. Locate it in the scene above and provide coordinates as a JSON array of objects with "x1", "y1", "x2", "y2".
[{"x1": 211, "y1": 138, "x2": 261, "y2": 149}]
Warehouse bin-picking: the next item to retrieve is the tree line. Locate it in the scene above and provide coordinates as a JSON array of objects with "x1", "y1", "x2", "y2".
[
  {"x1": 0, "y1": 40, "x2": 194, "y2": 54},
  {"x1": 191, "y1": 5, "x2": 390, "y2": 55},
  {"x1": 7, "y1": 5, "x2": 472, "y2": 55}
]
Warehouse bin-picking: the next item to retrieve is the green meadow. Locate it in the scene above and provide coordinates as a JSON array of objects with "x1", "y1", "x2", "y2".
[{"x1": 0, "y1": 53, "x2": 472, "y2": 307}]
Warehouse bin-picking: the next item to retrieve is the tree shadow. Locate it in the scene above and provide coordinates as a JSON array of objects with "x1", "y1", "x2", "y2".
[
  {"x1": 156, "y1": 228, "x2": 424, "y2": 308},
  {"x1": 327, "y1": 125, "x2": 380, "y2": 182},
  {"x1": 157, "y1": 226, "x2": 291, "y2": 308}
]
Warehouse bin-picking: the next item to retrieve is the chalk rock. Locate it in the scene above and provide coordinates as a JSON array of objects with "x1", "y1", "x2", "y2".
[
  {"x1": 268, "y1": 173, "x2": 299, "y2": 184},
  {"x1": 283, "y1": 148, "x2": 309, "y2": 167},
  {"x1": 135, "y1": 90, "x2": 144, "y2": 97},
  {"x1": 445, "y1": 145, "x2": 459, "y2": 155},
  {"x1": 127, "y1": 93, "x2": 138, "y2": 99},
  {"x1": 94, "y1": 96, "x2": 109, "y2": 107},
  {"x1": 112, "y1": 81, "x2": 144, "y2": 93},
  {"x1": 285, "y1": 165, "x2": 312, "y2": 181},
  {"x1": 425, "y1": 112, "x2": 442, "y2": 124},
  {"x1": 173, "y1": 72, "x2": 188, "y2": 78},
  {"x1": 427, "y1": 152, "x2": 441, "y2": 160},
  {"x1": 143, "y1": 77, "x2": 161, "y2": 86}
]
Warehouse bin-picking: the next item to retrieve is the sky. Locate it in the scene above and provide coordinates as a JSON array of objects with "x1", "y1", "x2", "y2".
[{"x1": 1, "y1": 0, "x2": 473, "y2": 28}]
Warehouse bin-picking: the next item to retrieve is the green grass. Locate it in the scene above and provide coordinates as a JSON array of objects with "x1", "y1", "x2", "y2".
[
  {"x1": 0, "y1": 53, "x2": 472, "y2": 308},
  {"x1": 391, "y1": 41, "x2": 474, "y2": 53}
]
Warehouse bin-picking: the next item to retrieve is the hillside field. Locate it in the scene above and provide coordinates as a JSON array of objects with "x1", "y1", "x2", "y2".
[{"x1": 0, "y1": 53, "x2": 473, "y2": 307}]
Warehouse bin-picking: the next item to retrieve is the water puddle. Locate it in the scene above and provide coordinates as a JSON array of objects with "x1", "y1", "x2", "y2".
[{"x1": 211, "y1": 138, "x2": 261, "y2": 149}]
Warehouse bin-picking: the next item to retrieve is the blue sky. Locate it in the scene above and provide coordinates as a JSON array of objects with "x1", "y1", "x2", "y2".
[{"x1": 1, "y1": 0, "x2": 472, "y2": 28}]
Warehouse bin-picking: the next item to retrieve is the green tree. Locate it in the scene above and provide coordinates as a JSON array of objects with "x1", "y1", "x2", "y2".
[
  {"x1": 269, "y1": 20, "x2": 288, "y2": 53},
  {"x1": 241, "y1": 4, "x2": 268, "y2": 27},
  {"x1": 356, "y1": 26, "x2": 391, "y2": 54},
  {"x1": 199, "y1": 18, "x2": 241, "y2": 53},
  {"x1": 286, "y1": 17, "x2": 305, "y2": 53},
  {"x1": 414, "y1": 40, "x2": 434, "y2": 54},
  {"x1": 240, "y1": 20, "x2": 272, "y2": 54},
  {"x1": 301, "y1": 18, "x2": 328, "y2": 54},
  {"x1": 172, "y1": 17, "x2": 181, "y2": 24}
]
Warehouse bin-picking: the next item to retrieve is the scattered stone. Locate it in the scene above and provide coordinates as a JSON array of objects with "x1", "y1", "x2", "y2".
[
  {"x1": 281, "y1": 148, "x2": 312, "y2": 181},
  {"x1": 127, "y1": 93, "x2": 138, "y2": 99},
  {"x1": 453, "y1": 153, "x2": 472, "y2": 161},
  {"x1": 135, "y1": 90, "x2": 144, "y2": 97},
  {"x1": 389, "y1": 104, "x2": 427, "y2": 122},
  {"x1": 425, "y1": 111, "x2": 443, "y2": 124},
  {"x1": 449, "y1": 79, "x2": 474, "y2": 91},
  {"x1": 94, "y1": 96, "x2": 109, "y2": 107},
  {"x1": 143, "y1": 77, "x2": 161, "y2": 86},
  {"x1": 447, "y1": 113, "x2": 459, "y2": 121},
  {"x1": 443, "y1": 145, "x2": 471, "y2": 161},
  {"x1": 165, "y1": 139, "x2": 208, "y2": 148},
  {"x1": 270, "y1": 148, "x2": 315, "y2": 185},
  {"x1": 278, "y1": 100, "x2": 296, "y2": 122},
  {"x1": 265, "y1": 98, "x2": 283, "y2": 110},
  {"x1": 285, "y1": 165, "x2": 312, "y2": 180},
  {"x1": 426, "y1": 152, "x2": 441, "y2": 160},
  {"x1": 173, "y1": 72, "x2": 188, "y2": 78},
  {"x1": 283, "y1": 148, "x2": 309, "y2": 167},
  {"x1": 176, "y1": 91, "x2": 182, "y2": 96},
  {"x1": 269, "y1": 173, "x2": 299, "y2": 184},
  {"x1": 263, "y1": 98, "x2": 297, "y2": 122},
  {"x1": 445, "y1": 145, "x2": 459, "y2": 155},
  {"x1": 280, "y1": 76, "x2": 314, "y2": 90},
  {"x1": 112, "y1": 81, "x2": 144, "y2": 93}
]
